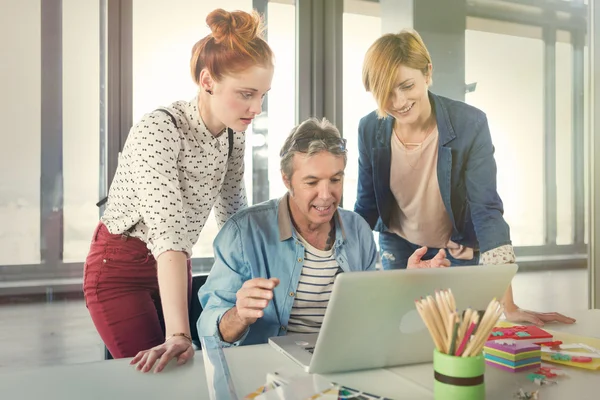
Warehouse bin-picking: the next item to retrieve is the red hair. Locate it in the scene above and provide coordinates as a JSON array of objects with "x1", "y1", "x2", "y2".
[{"x1": 191, "y1": 9, "x2": 273, "y2": 84}]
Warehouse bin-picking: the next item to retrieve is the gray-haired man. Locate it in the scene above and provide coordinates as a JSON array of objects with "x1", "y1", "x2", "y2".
[{"x1": 198, "y1": 118, "x2": 449, "y2": 347}]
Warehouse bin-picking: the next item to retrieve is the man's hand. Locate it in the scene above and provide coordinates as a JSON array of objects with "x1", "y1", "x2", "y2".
[
  {"x1": 407, "y1": 247, "x2": 450, "y2": 269},
  {"x1": 235, "y1": 277, "x2": 280, "y2": 326},
  {"x1": 218, "y1": 277, "x2": 280, "y2": 344}
]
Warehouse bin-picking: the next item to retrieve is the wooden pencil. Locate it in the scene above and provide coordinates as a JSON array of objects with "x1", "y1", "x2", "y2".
[
  {"x1": 458, "y1": 312, "x2": 480, "y2": 357},
  {"x1": 465, "y1": 301, "x2": 503, "y2": 357},
  {"x1": 444, "y1": 311, "x2": 454, "y2": 353},
  {"x1": 448, "y1": 314, "x2": 460, "y2": 355},
  {"x1": 471, "y1": 305, "x2": 504, "y2": 356},
  {"x1": 425, "y1": 295, "x2": 448, "y2": 353},
  {"x1": 418, "y1": 299, "x2": 440, "y2": 339},
  {"x1": 415, "y1": 300, "x2": 444, "y2": 352},
  {"x1": 478, "y1": 302, "x2": 502, "y2": 339},
  {"x1": 446, "y1": 289, "x2": 457, "y2": 311},
  {"x1": 435, "y1": 290, "x2": 449, "y2": 328},
  {"x1": 457, "y1": 308, "x2": 473, "y2": 347},
  {"x1": 472, "y1": 298, "x2": 497, "y2": 337},
  {"x1": 440, "y1": 289, "x2": 453, "y2": 316},
  {"x1": 415, "y1": 289, "x2": 505, "y2": 358}
]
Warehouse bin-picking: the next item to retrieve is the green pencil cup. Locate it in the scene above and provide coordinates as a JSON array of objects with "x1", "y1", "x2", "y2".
[{"x1": 433, "y1": 349, "x2": 485, "y2": 400}]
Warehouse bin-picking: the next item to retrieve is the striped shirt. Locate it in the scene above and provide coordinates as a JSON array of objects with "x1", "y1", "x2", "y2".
[{"x1": 287, "y1": 233, "x2": 342, "y2": 334}]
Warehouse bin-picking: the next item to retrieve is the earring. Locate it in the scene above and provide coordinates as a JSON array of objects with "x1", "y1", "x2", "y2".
[{"x1": 205, "y1": 88, "x2": 213, "y2": 95}]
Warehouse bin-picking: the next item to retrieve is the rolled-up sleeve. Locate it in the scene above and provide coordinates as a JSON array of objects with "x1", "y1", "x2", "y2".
[
  {"x1": 480, "y1": 244, "x2": 516, "y2": 265},
  {"x1": 213, "y1": 131, "x2": 248, "y2": 229},
  {"x1": 198, "y1": 218, "x2": 251, "y2": 346},
  {"x1": 130, "y1": 114, "x2": 191, "y2": 258}
]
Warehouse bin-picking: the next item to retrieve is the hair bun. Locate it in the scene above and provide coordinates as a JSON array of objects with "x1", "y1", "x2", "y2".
[{"x1": 206, "y1": 9, "x2": 264, "y2": 48}]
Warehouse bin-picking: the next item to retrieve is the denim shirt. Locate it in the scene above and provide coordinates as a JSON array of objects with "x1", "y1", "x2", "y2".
[
  {"x1": 354, "y1": 91, "x2": 511, "y2": 253},
  {"x1": 198, "y1": 194, "x2": 378, "y2": 346}
]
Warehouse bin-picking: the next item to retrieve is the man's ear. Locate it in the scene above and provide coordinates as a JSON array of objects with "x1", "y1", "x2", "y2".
[{"x1": 281, "y1": 170, "x2": 291, "y2": 191}]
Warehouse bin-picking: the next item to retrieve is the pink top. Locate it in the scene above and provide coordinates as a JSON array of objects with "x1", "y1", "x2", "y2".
[{"x1": 388, "y1": 127, "x2": 473, "y2": 260}]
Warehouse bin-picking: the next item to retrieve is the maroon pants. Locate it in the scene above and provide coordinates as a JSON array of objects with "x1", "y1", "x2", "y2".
[{"x1": 83, "y1": 223, "x2": 192, "y2": 359}]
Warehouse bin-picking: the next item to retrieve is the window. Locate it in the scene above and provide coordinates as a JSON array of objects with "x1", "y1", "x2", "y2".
[
  {"x1": 0, "y1": 0, "x2": 41, "y2": 265},
  {"x1": 0, "y1": 0, "x2": 105, "y2": 371},
  {"x1": 266, "y1": 0, "x2": 296, "y2": 199},
  {"x1": 63, "y1": 0, "x2": 102, "y2": 262},
  {"x1": 555, "y1": 34, "x2": 574, "y2": 245},
  {"x1": 342, "y1": 2, "x2": 381, "y2": 211},
  {"x1": 465, "y1": 29, "x2": 546, "y2": 246}
]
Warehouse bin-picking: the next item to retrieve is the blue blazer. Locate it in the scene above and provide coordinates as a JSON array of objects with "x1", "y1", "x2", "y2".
[{"x1": 354, "y1": 91, "x2": 511, "y2": 253}]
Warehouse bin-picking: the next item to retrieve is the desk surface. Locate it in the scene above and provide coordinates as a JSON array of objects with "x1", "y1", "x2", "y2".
[{"x1": 1, "y1": 309, "x2": 599, "y2": 400}]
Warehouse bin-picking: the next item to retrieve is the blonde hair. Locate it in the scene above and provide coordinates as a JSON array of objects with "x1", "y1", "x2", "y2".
[
  {"x1": 362, "y1": 29, "x2": 432, "y2": 118},
  {"x1": 190, "y1": 9, "x2": 273, "y2": 84}
]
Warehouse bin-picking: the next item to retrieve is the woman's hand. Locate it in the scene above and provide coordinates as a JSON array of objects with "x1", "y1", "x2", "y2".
[
  {"x1": 130, "y1": 335, "x2": 194, "y2": 373},
  {"x1": 504, "y1": 307, "x2": 576, "y2": 327},
  {"x1": 407, "y1": 247, "x2": 451, "y2": 269}
]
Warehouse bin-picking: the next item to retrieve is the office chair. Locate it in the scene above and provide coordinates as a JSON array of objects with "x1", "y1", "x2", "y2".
[
  {"x1": 189, "y1": 274, "x2": 208, "y2": 349},
  {"x1": 104, "y1": 346, "x2": 114, "y2": 360},
  {"x1": 104, "y1": 274, "x2": 208, "y2": 360}
]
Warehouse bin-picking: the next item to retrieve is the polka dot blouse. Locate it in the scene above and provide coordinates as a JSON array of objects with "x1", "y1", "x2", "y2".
[{"x1": 100, "y1": 97, "x2": 247, "y2": 258}]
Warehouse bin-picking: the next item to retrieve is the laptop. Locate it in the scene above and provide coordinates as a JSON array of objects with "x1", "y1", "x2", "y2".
[{"x1": 268, "y1": 263, "x2": 518, "y2": 374}]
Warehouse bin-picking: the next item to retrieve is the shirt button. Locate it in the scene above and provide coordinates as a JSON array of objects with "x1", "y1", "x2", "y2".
[
  {"x1": 280, "y1": 326, "x2": 287, "y2": 331},
  {"x1": 297, "y1": 258, "x2": 303, "y2": 262},
  {"x1": 102, "y1": 259, "x2": 107, "y2": 263},
  {"x1": 289, "y1": 291, "x2": 295, "y2": 297}
]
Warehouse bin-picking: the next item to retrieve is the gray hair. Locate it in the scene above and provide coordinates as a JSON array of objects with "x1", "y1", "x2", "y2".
[{"x1": 280, "y1": 118, "x2": 347, "y2": 179}]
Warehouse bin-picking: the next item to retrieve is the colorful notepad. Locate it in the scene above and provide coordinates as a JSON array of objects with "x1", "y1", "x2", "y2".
[
  {"x1": 493, "y1": 322, "x2": 600, "y2": 371},
  {"x1": 487, "y1": 325, "x2": 553, "y2": 344},
  {"x1": 484, "y1": 339, "x2": 541, "y2": 372}
]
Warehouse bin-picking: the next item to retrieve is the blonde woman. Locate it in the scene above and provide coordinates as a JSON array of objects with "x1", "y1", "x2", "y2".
[{"x1": 355, "y1": 29, "x2": 575, "y2": 327}]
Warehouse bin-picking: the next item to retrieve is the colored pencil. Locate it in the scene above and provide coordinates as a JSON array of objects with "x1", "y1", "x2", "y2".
[{"x1": 414, "y1": 290, "x2": 503, "y2": 357}]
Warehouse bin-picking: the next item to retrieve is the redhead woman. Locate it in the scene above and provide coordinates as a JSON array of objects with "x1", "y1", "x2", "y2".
[{"x1": 83, "y1": 9, "x2": 274, "y2": 373}]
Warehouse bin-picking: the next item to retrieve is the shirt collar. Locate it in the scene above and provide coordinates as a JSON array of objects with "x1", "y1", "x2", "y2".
[
  {"x1": 277, "y1": 193, "x2": 347, "y2": 242},
  {"x1": 184, "y1": 96, "x2": 229, "y2": 147}
]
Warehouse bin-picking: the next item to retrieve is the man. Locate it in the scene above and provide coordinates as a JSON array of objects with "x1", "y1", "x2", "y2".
[{"x1": 198, "y1": 118, "x2": 449, "y2": 346}]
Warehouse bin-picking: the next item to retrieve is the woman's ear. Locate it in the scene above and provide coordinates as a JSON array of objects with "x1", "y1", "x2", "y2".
[
  {"x1": 425, "y1": 63, "x2": 433, "y2": 86},
  {"x1": 199, "y1": 68, "x2": 215, "y2": 93}
]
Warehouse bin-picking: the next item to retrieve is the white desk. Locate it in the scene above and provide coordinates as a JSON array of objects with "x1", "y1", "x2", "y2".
[
  {"x1": 536, "y1": 309, "x2": 600, "y2": 338},
  {"x1": 2, "y1": 309, "x2": 599, "y2": 400}
]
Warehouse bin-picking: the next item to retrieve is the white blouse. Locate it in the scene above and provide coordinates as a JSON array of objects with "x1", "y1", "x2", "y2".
[{"x1": 100, "y1": 97, "x2": 247, "y2": 258}]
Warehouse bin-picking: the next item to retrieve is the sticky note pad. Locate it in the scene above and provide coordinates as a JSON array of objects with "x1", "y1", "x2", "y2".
[{"x1": 484, "y1": 340, "x2": 541, "y2": 373}]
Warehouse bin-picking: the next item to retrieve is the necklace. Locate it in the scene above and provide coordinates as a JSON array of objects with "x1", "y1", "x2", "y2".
[
  {"x1": 394, "y1": 119, "x2": 436, "y2": 169},
  {"x1": 395, "y1": 118, "x2": 436, "y2": 147}
]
